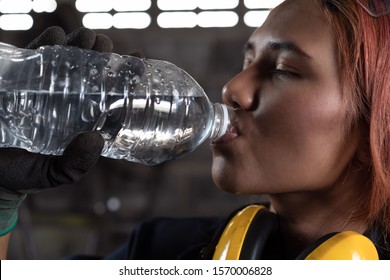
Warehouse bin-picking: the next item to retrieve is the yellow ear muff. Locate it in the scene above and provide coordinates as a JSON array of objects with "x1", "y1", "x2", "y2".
[
  {"x1": 212, "y1": 205, "x2": 380, "y2": 260},
  {"x1": 304, "y1": 231, "x2": 379, "y2": 260},
  {"x1": 212, "y1": 205, "x2": 266, "y2": 260}
]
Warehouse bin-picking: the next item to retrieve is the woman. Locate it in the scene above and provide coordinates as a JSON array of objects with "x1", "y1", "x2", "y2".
[
  {"x1": 0, "y1": 0, "x2": 389, "y2": 259},
  {"x1": 211, "y1": 0, "x2": 390, "y2": 259}
]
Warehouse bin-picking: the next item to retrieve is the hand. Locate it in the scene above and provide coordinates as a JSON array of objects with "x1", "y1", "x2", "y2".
[
  {"x1": 26, "y1": 26, "x2": 113, "y2": 52},
  {"x1": 0, "y1": 26, "x2": 112, "y2": 236}
]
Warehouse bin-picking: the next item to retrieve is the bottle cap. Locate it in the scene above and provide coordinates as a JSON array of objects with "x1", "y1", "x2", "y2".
[
  {"x1": 219, "y1": 104, "x2": 229, "y2": 137},
  {"x1": 211, "y1": 103, "x2": 234, "y2": 140}
]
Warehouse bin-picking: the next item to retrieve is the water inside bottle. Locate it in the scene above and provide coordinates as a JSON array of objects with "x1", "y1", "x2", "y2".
[
  {"x1": 0, "y1": 90, "x2": 214, "y2": 164},
  {"x1": 103, "y1": 94, "x2": 214, "y2": 164}
]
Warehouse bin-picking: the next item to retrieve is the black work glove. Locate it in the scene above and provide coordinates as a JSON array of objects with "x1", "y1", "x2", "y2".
[{"x1": 0, "y1": 26, "x2": 112, "y2": 236}]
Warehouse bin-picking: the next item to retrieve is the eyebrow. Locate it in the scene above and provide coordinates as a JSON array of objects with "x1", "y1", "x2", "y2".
[{"x1": 243, "y1": 40, "x2": 312, "y2": 59}]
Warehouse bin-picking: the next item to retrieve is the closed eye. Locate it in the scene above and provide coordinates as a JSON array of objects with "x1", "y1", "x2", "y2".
[
  {"x1": 269, "y1": 69, "x2": 300, "y2": 79},
  {"x1": 270, "y1": 62, "x2": 301, "y2": 79}
]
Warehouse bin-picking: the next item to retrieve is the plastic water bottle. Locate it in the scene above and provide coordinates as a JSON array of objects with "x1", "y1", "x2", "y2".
[{"x1": 0, "y1": 42, "x2": 233, "y2": 165}]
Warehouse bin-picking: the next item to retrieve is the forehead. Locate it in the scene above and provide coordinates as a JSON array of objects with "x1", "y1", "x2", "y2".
[{"x1": 247, "y1": 0, "x2": 334, "y2": 58}]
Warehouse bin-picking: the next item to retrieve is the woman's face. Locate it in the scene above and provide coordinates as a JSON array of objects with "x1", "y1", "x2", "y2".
[{"x1": 211, "y1": 0, "x2": 362, "y2": 194}]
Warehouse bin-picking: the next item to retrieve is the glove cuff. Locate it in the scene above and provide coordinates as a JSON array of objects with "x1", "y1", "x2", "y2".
[
  {"x1": 0, "y1": 210, "x2": 18, "y2": 236},
  {"x1": 0, "y1": 187, "x2": 27, "y2": 236},
  {"x1": 0, "y1": 187, "x2": 27, "y2": 209}
]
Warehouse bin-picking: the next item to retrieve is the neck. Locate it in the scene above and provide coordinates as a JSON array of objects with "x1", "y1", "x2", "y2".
[{"x1": 267, "y1": 173, "x2": 368, "y2": 259}]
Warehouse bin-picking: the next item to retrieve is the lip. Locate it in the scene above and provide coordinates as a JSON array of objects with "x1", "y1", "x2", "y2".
[{"x1": 211, "y1": 123, "x2": 239, "y2": 146}]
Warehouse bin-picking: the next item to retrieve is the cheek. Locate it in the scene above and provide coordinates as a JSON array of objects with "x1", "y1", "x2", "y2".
[
  {"x1": 261, "y1": 84, "x2": 343, "y2": 137},
  {"x1": 257, "y1": 76, "x2": 348, "y2": 160},
  {"x1": 258, "y1": 87, "x2": 353, "y2": 189}
]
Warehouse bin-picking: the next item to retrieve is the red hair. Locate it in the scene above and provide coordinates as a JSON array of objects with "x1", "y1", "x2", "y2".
[{"x1": 319, "y1": 0, "x2": 390, "y2": 234}]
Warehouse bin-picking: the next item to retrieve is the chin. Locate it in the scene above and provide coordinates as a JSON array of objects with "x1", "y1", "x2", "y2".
[
  {"x1": 211, "y1": 156, "x2": 240, "y2": 194},
  {"x1": 211, "y1": 156, "x2": 273, "y2": 195}
]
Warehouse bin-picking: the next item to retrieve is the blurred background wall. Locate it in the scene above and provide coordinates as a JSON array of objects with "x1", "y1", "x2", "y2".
[{"x1": 0, "y1": 0, "x2": 282, "y2": 259}]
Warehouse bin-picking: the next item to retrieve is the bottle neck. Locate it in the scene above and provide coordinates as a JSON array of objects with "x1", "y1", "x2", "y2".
[{"x1": 210, "y1": 103, "x2": 233, "y2": 140}]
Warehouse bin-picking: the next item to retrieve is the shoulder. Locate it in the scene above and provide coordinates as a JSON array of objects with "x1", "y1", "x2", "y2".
[
  {"x1": 365, "y1": 227, "x2": 390, "y2": 260},
  {"x1": 125, "y1": 216, "x2": 226, "y2": 260}
]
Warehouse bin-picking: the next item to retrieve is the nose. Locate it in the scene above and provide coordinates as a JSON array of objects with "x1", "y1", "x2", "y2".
[{"x1": 222, "y1": 66, "x2": 258, "y2": 111}]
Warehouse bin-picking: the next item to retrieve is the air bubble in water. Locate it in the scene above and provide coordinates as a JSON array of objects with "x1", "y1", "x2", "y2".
[{"x1": 90, "y1": 68, "x2": 98, "y2": 75}]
